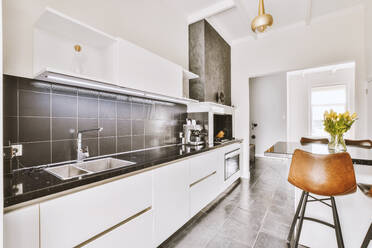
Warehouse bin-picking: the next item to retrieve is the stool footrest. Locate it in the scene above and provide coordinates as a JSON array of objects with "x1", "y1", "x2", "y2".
[
  {"x1": 287, "y1": 191, "x2": 345, "y2": 248},
  {"x1": 296, "y1": 216, "x2": 335, "y2": 228}
]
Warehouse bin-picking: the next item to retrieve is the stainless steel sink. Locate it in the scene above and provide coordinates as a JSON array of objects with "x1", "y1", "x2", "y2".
[
  {"x1": 45, "y1": 164, "x2": 91, "y2": 180},
  {"x1": 75, "y1": 158, "x2": 135, "y2": 173},
  {"x1": 44, "y1": 158, "x2": 135, "y2": 180}
]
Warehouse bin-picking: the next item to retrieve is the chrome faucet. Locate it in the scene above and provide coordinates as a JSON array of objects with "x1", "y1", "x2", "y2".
[{"x1": 77, "y1": 128, "x2": 103, "y2": 161}]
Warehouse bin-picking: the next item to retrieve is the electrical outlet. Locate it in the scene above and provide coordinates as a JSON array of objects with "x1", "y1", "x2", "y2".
[{"x1": 11, "y1": 144, "x2": 23, "y2": 157}]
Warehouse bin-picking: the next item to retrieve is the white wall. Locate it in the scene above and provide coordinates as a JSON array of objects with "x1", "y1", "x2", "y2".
[
  {"x1": 249, "y1": 72, "x2": 287, "y2": 156},
  {"x1": 287, "y1": 66, "x2": 355, "y2": 142},
  {"x1": 3, "y1": 0, "x2": 188, "y2": 78},
  {"x1": 365, "y1": 1, "x2": 372, "y2": 80},
  {"x1": 232, "y1": 6, "x2": 368, "y2": 171},
  {"x1": 365, "y1": 1, "x2": 372, "y2": 139}
]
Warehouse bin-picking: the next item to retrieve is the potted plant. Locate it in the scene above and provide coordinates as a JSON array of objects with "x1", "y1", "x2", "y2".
[{"x1": 323, "y1": 110, "x2": 357, "y2": 151}]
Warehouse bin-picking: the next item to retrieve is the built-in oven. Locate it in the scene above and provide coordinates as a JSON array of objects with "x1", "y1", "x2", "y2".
[{"x1": 224, "y1": 148, "x2": 240, "y2": 181}]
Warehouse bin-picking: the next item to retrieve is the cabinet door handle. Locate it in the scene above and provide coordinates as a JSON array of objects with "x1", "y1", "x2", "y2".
[
  {"x1": 190, "y1": 171, "x2": 217, "y2": 188},
  {"x1": 74, "y1": 206, "x2": 152, "y2": 247}
]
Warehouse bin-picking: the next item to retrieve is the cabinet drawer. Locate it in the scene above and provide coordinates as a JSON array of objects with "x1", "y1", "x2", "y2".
[
  {"x1": 153, "y1": 160, "x2": 190, "y2": 246},
  {"x1": 40, "y1": 171, "x2": 152, "y2": 248},
  {"x1": 4, "y1": 205, "x2": 39, "y2": 248},
  {"x1": 82, "y1": 209, "x2": 153, "y2": 248},
  {"x1": 189, "y1": 151, "x2": 219, "y2": 184},
  {"x1": 190, "y1": 169, "x2": 218, "y2": 217}
]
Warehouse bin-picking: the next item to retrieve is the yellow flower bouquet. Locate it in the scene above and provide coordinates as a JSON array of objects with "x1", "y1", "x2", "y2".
[{"x1": 323, "y1": 110, "x2": 357, "y2": 151}]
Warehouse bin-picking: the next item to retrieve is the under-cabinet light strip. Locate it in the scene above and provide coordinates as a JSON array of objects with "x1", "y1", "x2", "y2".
[
  {"x1": 45, "y1": 75, "x2": 145, "y2": 96},
  {"x1": 45, "y1": 74, "x2": 191, "y2": 104},
  {"x1": 145, "y1": 93, "x2": 190, "y2": 104}
]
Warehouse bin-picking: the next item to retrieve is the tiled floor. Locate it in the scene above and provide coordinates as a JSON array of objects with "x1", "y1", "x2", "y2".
[{"x1": 161, "y1": 157, "x2": 297, "y2": 248}]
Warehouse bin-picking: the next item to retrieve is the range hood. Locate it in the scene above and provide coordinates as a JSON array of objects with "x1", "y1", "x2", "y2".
[{"x1": 34, "y1": 68, "x2": 198, "y2": 105}]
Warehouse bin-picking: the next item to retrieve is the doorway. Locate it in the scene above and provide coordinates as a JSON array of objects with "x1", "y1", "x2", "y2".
[{"x1": 249, "y1": 62, "x2": 356, "y2": 156}]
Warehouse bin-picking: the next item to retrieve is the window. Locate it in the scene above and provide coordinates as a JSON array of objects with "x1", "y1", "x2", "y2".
[{"x1": 311, "y1": 85, "x2": 347, "y2": 136}]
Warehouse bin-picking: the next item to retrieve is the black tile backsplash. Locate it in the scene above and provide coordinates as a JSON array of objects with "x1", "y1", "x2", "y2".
[
  {"x1": 3, "y1": 75, "x2": 187, "y2": 170},
  {"x1": 52, "y1": 94, "x2": 77, "y2": 117},
  {"x1": 19, "y1": 91, "x2": 50, "y2": 117}
]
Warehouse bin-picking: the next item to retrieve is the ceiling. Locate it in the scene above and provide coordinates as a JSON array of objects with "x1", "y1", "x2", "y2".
[{"x1": 164, "y1": 0, "x2": 364, "y2": 44}]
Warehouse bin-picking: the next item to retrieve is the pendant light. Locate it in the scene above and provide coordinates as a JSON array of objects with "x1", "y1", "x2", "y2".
[{"x1": 251, "y1": 0, "x2": 273, "y2": 33}]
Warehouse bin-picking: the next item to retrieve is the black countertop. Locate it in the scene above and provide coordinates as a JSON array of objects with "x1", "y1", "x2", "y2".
[
  {"x1": 4, "y1": 140, "x2": 242, "y2": 208},
  {"x1": 265, "y1": 141, "x2": 372, "y2": 165}
]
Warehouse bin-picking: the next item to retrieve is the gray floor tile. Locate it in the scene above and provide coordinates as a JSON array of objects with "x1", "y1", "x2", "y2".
[
  {"x1": 218, "y1": 217, "x2": 260, "y2": 246},
  {"x1": 253, "y1": 232, "x2": 288, "y2": 248}
]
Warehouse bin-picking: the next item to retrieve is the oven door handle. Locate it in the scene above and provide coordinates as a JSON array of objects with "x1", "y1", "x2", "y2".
[{"x1": 225, "y1": 149, "x2": 241, "y2": 159}]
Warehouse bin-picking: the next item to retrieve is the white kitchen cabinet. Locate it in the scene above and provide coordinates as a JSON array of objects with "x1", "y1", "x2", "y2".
[
  {"x1": 116, "y1": 38, "x2": 183, "y2": 98},
  {"x1": 40, "y1": 171, "x2": 153, "y2": 248},
  {"x1": 4, "y1": 205, "x2": 39, "y2": 248},
  {"x1": 153, "y1": 160, "x2": 190, "y2": 246},
  {"x1": 189, "y1": 151, "x2": 220, "y2": 217},
  {"x1": 34, "y1": 8, "x2": 116, "y2": 83},
  {"x1": 189, "y1": 150, "x2": 219, "y2": 184},
  {"x1": 82, "y1": 210, "x2": 153, "y2": 248},
  {"x1": 189, "y1": 168, "x2": 219, "y2": 217}
]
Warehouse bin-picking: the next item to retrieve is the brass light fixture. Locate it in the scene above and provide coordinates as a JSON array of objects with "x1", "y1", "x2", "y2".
[{"x1": 251, "y1": 0, "x2": 273, "y2": 33}]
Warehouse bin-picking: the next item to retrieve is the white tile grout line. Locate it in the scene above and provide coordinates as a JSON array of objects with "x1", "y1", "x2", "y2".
[
  {"x1": 97, "y1": 96, "x2": 100, "y2": 155},
  {"x1": 49, "y1": 86, "x2": 52, "y2": 163}
]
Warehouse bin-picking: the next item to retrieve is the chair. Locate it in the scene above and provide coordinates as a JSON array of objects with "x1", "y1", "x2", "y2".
[
  {"x1": 300, "y1": 137, "x2": 329, "y2": 145},
  {"x1": 344, "y1": 139, "x2": 372, "y2": 149},
  {"x1": 358, "y1": 183, "x2": 372, "y2": 248},
  {"x1": 287, "y1": 149, "x2": 357, "y2": 248}
]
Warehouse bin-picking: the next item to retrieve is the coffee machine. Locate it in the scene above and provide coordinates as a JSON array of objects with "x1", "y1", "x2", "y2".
[{"x1": 183, "y1": 119, "x2": 205, "y2": 146}]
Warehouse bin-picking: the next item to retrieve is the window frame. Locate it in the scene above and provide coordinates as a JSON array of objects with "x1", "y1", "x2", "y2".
[{"x1": 308, "y1": 83, "x2": 350, "y2": 137}]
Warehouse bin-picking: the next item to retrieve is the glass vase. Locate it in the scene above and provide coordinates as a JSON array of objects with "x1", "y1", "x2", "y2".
[
  {"x1": 328, "y1": 134, "x2": 337, "y2": 150},
  {"x1": 337, "y1": 134, "x2": 347, "y2": 151}
]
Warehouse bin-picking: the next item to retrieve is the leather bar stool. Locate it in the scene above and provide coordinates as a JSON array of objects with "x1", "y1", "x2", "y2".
[
  {"x1": 344, "y1": 139, "x2": 372, "y2": 149},
  {"x1": 358, "y1": 183, "x2": 372, "y2": 248},
  {"x1": 287, "y1": 149, "x2": 357, "y2": 248},
  {"x1": 300, "y1": 137, "x2": 329, "y2": 145}
]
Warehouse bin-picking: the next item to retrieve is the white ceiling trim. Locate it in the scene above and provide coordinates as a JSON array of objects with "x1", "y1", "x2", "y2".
[
  {"x1": 187, "y1": 0, "x2": 236, "y2": 24},
  {"x1": 204, "y1": 17, "x2": 233, "y2": 45},
  {"x1": 231, "y1": 3, "x2": 364, "y2": 46}
]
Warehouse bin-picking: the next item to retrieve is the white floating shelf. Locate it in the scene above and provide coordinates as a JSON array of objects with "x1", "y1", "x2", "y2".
[
  {"x1": 35, "y1": 7, "x2": 117, "y2": 48},
  {"x1": 183, "y1": 69, "x2": 199, "y2": 80},
  {"x1": 187, "y1": 101, "x2": 234, "y2": 114}
]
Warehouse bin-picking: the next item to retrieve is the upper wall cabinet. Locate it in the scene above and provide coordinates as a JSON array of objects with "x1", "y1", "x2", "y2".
[
  {"x1": 33, "y1": 8, "x2": 117, "y2": 84},
  {"x1": 33, "y1": 8, "x2": 190, "y2": 99},
  {"x1": 116, "y1": 38, "x2": 183, "y2": 98}
]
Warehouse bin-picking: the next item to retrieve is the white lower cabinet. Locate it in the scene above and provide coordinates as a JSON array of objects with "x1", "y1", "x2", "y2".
[
  {"x1": 153, "y1": 160, "x2": 190, "y2": 246},
  {"x1": 4, "y1": 205, "x2": 39, "y2": 248},
  {"x1": 40, "y1": 171, "x2": 153, "y2": 248},
  {"x1": 190, "y1": 169, "x2": 219, "y2": 217},
  {"x1": 4, "y1": 144, "x2": 242, "y2": 248},
  {"x1": 82, "y1": 209, "x2": 153, "y2": 248},
  {"x1": 189, "y1": 151, "x2": 220, "y2": 217}
]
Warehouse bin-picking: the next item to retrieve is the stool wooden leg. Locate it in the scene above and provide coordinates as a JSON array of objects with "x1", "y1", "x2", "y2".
[
  {"x1": 294, "y1": 192, "x2": 309, "y2": 248},
  {"x1": 361, "y1": 223, "x2": 372, "y2": 248},
  {"x1": 330, "y1": 197, "x2": 345, "y2": 248},
  {"x1": 287, "y1": 191, "x2": 306, "y2": 247}
]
